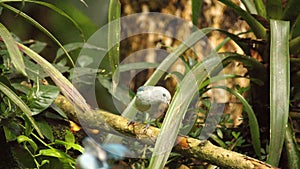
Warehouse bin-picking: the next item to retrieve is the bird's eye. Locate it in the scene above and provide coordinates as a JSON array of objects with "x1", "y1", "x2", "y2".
[{"x1": 162, "y1": 93, "x2": 166, "y2": 97}]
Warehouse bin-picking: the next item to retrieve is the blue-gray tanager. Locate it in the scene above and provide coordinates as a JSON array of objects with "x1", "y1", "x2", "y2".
[{"x1": 135, "y1": 86, "x2": 171, "y2": 126}]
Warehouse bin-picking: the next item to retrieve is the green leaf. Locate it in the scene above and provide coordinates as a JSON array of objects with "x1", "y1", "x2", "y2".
[
  {"x1": 192, "y1": 0, "x2": 203, "y2": 26},
  {"x1": 55, "y1": 140, "x2": 84, "y2": 153},
  {"x1": 55, "y1": 42, "x2": 84, "y2": 62},
  {"x1": 0, "y1": 75, "x2": 14, "y2": 91},
  {"x1": 24, "y1": 114, "x2": 33, "y2": 136},
  {"x1": 40, "y1": 148, "x2": 64, "y2": 158},
  {"x1": 266, "y1": 0, "x2": 283, "y2": 19},
  {"x1": 36, "y1": 120, "x2": 54, "y2": 142},
  {"x1": 218, "y1": 0, "x2": 267, "y2": 39},
  {"x1": 282, "y1": 0, "x2": 300, "y2": 23},
  {"x1": 212, "y1": 86, "x2": 261, "y2": 158},
  {"x1": 108, "y1": 0, "x2": 120, "y2": 74},
  {"x1": 54, "y1": 0, "x2": 97, "y2": 38},
  {"x1": 240, "y1": 0, "x2": 257, "y2": 14},
  {"x1": 290, "y1": 36, "x2": 300, "y2": 55},
  {"x1": 0, "y1": 81, "x2": 43, "y2": 138},
  {"x1": 24, "y1": 57, "x2": 70, "y2": 80},
  {"x1": 0, "y1": 22, "x2": 27, "y2": 76},
  {"x1": 29, "y1": 40, "x2": 47, "y2": 53},
  {"x1": 221, "y1": 52, "x2": 267, "y2": 82},
  {"x1": 215, "y1": 37, "x2": 231, "y2": 52},
  {"x1": 216, "y1": 128, "x2": 223, "y2": 139},
  {"x1": 3, "y1": 126, "x2": 17, "y2": 141},
  {"x1": 109, "y1": 0, "x2": 121, "y2": 97},
  {"x1": 232, "y1": 131, "x2": 240, "y2": 139},
  {"x1": 11, "y1": 83, "x2": 31, "y2": 94},
  {"x1": 17, "y1": 135, "x2": 38, "y2": 153},
  {"x1": 285, "y1": 122, "x2": 300, "y2": 169},
  {"x1": 119, "y1": 62, "x2": 159, "y2": 72},
  {"x1": 18, "y1": 42, "x2": 91, "y2": 113},
  {"x1": 39, "y1": 148, "x2": 76, "y2": 165},
  {"x1": 200, "y1": 74, "x2": 246, "y2": 90},
  {"x1": 24, "y1": 57, "x2": 49, "y2": 80},
  {"x1": 267, "y1": 19, "x2": 290, "y2": 166},
  {"x1": 64, "y1": 130, "x2": 75, "y2": 151},
  {"x1": 98, "y1": 76, "x2": 133, "y2": 106},
  {"x1": 253, "y1": 0, "x2": 266, "y2": 18},
  {"x1": 65, "y1": 130, "x2": 75, "y2": 143},
  {"x1": 40, "y1": 160, "x2": 50, "y2": 167},
  {"x1": 216, "y1": 29, "x2": 252, "y2": 55},
  {"x1": 28, "y1": 85, "x2": 60, "y2": 115},
  {"x1": 291, "y1": 15, "x2": 300, "y2": 39},
  {"x1": 49, "y1": 104, "x2": 68, "y2": 119},
  {"x1": 210, "y1": 134, "x2": 227, "y2": 149}
]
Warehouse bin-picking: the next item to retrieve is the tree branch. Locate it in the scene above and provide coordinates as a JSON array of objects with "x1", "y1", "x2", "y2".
[{"x1": 54, "y1": 95, "x2": 277, "y2": 169}]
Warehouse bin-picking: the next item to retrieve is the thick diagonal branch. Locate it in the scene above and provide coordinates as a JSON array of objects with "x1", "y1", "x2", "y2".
[{"x1": 54, "y1": 95, "x2": 277, "y2": 169}]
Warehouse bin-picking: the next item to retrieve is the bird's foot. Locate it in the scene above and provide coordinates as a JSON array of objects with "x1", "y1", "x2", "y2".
[
  {"x1": 127, "y1": 120, "x2": 135, "y2": 126},
  {"x1": 142, "y1": 123, "x2": 151, "y2": 133}
]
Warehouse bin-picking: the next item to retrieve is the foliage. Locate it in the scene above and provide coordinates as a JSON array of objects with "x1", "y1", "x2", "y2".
[
  {"x1": 0, "y1": 34, "x2": 84, "y2": 169},
  {"x1": 0, "y1": 1, "x2": 86, "y2": 168},
  {"x1": 216, "y1": 0, "x2": 299, "y2": 167}
]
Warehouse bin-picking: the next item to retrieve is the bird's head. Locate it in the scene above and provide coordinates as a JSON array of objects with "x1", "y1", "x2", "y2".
[{"x1": 156, "y1": 87, "x2": 171, "y2": 105}]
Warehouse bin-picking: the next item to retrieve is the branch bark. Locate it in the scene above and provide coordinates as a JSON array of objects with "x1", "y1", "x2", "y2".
[{"x1": 54, "y1": 94, "x2": 277, "y2": 169}]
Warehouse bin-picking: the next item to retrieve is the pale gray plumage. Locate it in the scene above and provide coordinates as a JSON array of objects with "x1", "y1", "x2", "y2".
[{"x1": 135, "y1": 86, "x2": 171, "y2": 123}]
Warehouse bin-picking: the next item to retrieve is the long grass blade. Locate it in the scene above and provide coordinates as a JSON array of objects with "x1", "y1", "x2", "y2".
[
  {"x1": 148, "y1": 54, "x2": 224, "y2": 169},
  {"x1": 253, "y1": 0, "x2": 266, "y2": 18},
  {"x1": 285, "y1": 122, "x2": 300, "y2": 169},
  {"x1": 17, "y1": 43, "x2": 91, "y2": 113},
  {"x1": 212, "y1": 86, "x2": 261, "y2": 158},
  {"x1": 108, "y1": 0, "x2": 120, "y2": 74},
  {"x1": 216, "y1": 29, "x2": 252, "y2": 55},
  {"x1": 108, "y1": 0, "x2": 121, "y2": 93},
  {"x1": 240, "y1": 0, "x2": 257, "y2": 14},
  {"x1": 149, "y1": 50, "x2": 267, "y2": 168},
  {"x1": 219, "y1": 52, "x2": 267, "y2": 83},
  {"x1": 267, "y1": 19, "x2": 290, "y2": 166},
  {"x1": 0, "y1": 23, "x2": 26, "y2": 76},
  {"x1": 192, "y1": 0, "x2": 203, "y2": 26}
]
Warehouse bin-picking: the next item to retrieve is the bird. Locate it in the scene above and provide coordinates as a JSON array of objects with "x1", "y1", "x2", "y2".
[{"x1": 134, "y1": 86, "x2": 171, "y2": 127}]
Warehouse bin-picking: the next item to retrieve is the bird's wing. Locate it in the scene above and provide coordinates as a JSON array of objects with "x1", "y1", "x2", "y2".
[
  {"x1": 147, "y1": 102, "x2": 168, "y2": 119},
  {"x1": 135, "y1": 96, "x2": 151, "y2": 112}
]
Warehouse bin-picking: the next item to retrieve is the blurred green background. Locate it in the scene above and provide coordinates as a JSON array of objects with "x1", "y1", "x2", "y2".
[{"x1": 0, "y1": 0, "x2": 110, "y2": 60}]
